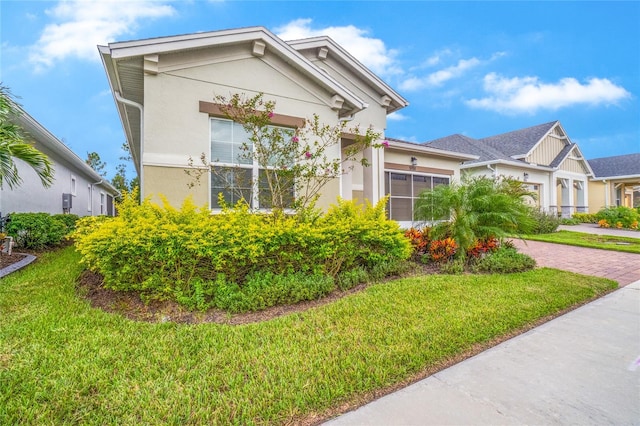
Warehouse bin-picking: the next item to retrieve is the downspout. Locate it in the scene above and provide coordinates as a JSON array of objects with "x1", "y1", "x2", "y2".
[{"x1": 113, "y1": 91, "x2": 144, "y2": 200}]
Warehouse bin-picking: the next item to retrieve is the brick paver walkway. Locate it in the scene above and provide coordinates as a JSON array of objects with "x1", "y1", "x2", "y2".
[{"x1": 511, "y1": 239, "x2": 640, "y2": 286}]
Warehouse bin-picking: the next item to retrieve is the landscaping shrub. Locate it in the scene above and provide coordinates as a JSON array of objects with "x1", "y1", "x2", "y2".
[
  {"x1": 5, "y1": 212, "x2": 71, "y2": 249},
  {"x1": 572, "y1": 212, "x2": 597, "y2": 223},
  {"x1": 52, "y1": 213, "x2": 80, "y2": 233},
  {"x1": 471, "y1": 246, "x2": 536, "y2": 273},
  {"x1": 213, "y1": 272, "x2": 335, "y2": 313},
  {"x1": 595, "y1": 206, "x2": 639, "y2": 229},
  {"x1": 73, "y1": 193, "x2": 411, "y2": 312},
  {"x1": 438, "y1": 258, "x2": 465, "y2": 274},
  {"x1": 560, "y1": 217, "x2": 580, "y2": 225},
  {"x1": 526, "y1": 209, "x2": 560, "y2": 234}
]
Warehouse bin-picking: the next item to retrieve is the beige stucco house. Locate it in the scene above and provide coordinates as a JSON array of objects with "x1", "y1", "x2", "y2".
[
  {"x1": 588, "y1": 153, "x2": 640, "y2": 210},
  {"x1": 99, "y1": 26, "x2": 472, "y2": 221},
  {"x1": 425, "y1": 121, "x2": 596, "y2": 217}
]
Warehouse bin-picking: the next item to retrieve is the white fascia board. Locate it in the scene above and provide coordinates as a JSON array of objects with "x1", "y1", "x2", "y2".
[
  {"x1": 461, "y1": 159, "x2": 554, "y2": 172},
  {"x1": 102, "y1": 27, "x2": 367, "y2": 114},
  {"x1": 590, "y1": 174, "x2": 640, "y2": 181},
  {"x1": 388, "y1": 140, "x2": 478, "y2": 161},
  {"x1": 522, "y1": 120, "x2": 563, "y2": 158},
  {"x1": 15, "y1": 107, "x2": 118, "y2": 194},
  {"x1": 287, "y1": 36, "x2": 409, "y2": 113}
]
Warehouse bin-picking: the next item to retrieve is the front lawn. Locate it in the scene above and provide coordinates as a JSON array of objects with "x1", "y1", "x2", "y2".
[
  {"x1": 0, "y1": 247, "x2": 616, "y2": 424},
  {"x1": 523, "y1": 230, "x2": 640, "y2": 254}
]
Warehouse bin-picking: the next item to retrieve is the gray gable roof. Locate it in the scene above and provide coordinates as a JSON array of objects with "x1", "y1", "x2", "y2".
[
  {"x1": 549, "y1": 143, "x2": 576, "y2": 168},
  {"x1": 424, "y1": 134, "x2": 515, "y2": 164},
  {"x1": 479, "y1": 121, "x2": 558, "y2": 158},
  {"x1": 588, "y1": 153, "x2": 640, "y2": 178}
]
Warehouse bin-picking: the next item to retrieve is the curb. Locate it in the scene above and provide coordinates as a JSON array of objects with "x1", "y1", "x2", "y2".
[{"x1": 0, "y1": 254, "x2": 37, "y2": 279}]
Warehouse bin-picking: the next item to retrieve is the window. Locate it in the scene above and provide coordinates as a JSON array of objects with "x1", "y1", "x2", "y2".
[
  {"x1": 71, "y1": 175, "x2": 77, "y2": 196},
  {"x1": 384, "y1": 171, "x2": 449, "y2": 221},
  {"x1": 210, "y1": 118, "x2": 294, "y2": 209}
]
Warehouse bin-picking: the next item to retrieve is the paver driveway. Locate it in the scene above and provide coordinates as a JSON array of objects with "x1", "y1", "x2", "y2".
[{"x1": 511, "y1": 239, "x2": 640, "y2": 286}]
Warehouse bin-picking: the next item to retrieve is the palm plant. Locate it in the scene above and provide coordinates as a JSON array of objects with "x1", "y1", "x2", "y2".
[
  {"x1": 0, "y1": 84, "x2": 54, "y2": 189},
  {"x1": 414, "y1": 175, "x2": 535, "y2": 259}
]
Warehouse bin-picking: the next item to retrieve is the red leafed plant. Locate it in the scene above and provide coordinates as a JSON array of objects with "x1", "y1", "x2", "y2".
[
  {"x1": 428, "y1": 237, "x2": 458, "y2": 262},
  {"x1": 404, "y1": 227, "x2": 431, "y2": 260},
  {"x1": 466, "y1": 237, "x2": 499, "y2": 259}
]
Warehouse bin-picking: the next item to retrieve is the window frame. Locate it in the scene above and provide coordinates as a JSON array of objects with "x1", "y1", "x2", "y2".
[
  {"x1": 384, "y1": 170, "x2": 450, "y2": 222},
  {"x1": 209, "y1": 117, "x2": 296, "y2": 211}
]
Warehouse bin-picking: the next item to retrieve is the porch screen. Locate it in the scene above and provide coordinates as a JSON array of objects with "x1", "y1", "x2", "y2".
[{"x1": 384, "y1": 172, "x2": 449, "y2": 221}]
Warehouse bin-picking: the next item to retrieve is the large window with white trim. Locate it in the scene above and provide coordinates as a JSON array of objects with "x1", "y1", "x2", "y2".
[
  {"x1": 210, "y1": 118, "x2": 294, "y2": 209},
  {"x1": 384, "y1": 171, "x2": 449, "y2": 221}
]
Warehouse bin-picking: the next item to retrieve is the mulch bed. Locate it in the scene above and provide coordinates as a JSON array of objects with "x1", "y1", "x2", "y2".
[
  {"x1": 0, "y1": 253, "x2": 27, "y2": 269},
  {"x1": 77, "y1": 270, "x2": 400, "y2": 325}
]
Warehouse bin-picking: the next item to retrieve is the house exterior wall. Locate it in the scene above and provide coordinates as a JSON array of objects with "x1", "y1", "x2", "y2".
[
  {"x1": 0, "y1": 142, "x2": 114, "y2": 216},
  {"x1": 142, "y1": 48, "x2": 347, "y2": 210},
  {"x1": 588, "y1": 180, "x2": 608, "y2": 211},
  {"x1": 559, "y1": 157, "x2": 588, "y2": 174},
  {"x1": 527, "y1": 135, "x2": 565, "y2": 165}
]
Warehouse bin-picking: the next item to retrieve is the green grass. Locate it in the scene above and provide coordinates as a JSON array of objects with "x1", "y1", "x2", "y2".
[
  {"x1": 523, "y1": 230, "x2": 640, "y2": 254},
  {"x1": 1, "y1": 247, "x2": 616, "y2": 424}
]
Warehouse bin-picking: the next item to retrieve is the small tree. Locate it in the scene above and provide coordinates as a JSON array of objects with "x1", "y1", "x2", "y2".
[
  {"x1": 414, "y1": 175, "x2": 536, "y2": 259},
  {"x1": 111, "y1": 142, "x2": 139, "y2": 201},
  {"x1": 0, "y1": 84, "x2": 54, "y2": 189},
  {"x1": 85, "y1": 151, "x2": 107, "y2": 177},
  {"x1": 186, "y1": 93, "x2": 382, "y2": 211}
]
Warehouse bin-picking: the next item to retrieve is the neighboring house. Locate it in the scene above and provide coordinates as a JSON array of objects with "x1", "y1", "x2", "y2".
[
  {"x1": 0, "y1": 107, "x2": 118, "y2": 217},
  {"x1": 98, "y1": 26, "x2": 473, "y2": 219},
  {"x1": 588, "y1": 153, "x2": 640, "y2": 210},
  {"x1": 425, "y1": 121, "x2": 595, "y2": 217}
]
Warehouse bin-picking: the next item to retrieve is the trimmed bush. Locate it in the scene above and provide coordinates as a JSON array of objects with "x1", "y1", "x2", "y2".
[
  {"x1": 5, "y1": 212, "x2": 73, "y2": 249},
  {"x1": 572, "y1": 212, "x2": 597, "y2": 223},
  {"x1": 73, "y1": 193, "x2": 412, "y2": 312},
  {"x1": 471, "y1": 247, "x2": 536, "y2": 273},
  {"x1": 527, "y1": 210, "x2": 560, "y2": 234}
]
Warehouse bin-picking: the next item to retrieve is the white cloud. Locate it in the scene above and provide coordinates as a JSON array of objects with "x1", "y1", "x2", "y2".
[
  {"x1": 275, "y1": 18, "x2": 401, "y2": 77},
  {"x1": 466, "y1": 73, "x2": 632, "y2": 114},
  {"x1": 29, "y1": 0, "x2": 176, "y2": 71},
  {"x1": 387, "y1": 112, "x2": 408, "y2": 121},
  {"x1": 399, "y1": 57, "x2": 481, "y2": 91}
]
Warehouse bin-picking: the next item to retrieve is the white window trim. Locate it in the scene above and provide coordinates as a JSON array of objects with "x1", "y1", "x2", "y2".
[
  {"x1": 71, "y1": 175, "x2": 77, "y2": 196},
  {"x1": 209, "y1": 117, "x2": 296, "y2": 211},
  {"x1": 384, "y1": 169, "x2": 451, "y2": 223}
]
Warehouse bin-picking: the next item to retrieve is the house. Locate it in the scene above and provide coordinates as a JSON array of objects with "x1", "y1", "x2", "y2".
[
  {"x1": 588, "y1": 153, "x2": 640, "y2": 210},
  {"x1": 98, "y1": 26, "x2": 473, "y2": 221},
  {"x1": 0, "y1": 106, "x2": 118, "y2": 217},
  {"x1": 425, "y1": 121, "x2": 595, "y2": 217}
]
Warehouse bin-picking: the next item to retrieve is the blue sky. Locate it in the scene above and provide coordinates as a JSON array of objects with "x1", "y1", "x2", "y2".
[{"x1": 1, "y1": 1, "x2": 639, "y2": 180}]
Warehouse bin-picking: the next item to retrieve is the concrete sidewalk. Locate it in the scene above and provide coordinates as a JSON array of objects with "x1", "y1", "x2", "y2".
[
  {"x1": 325, "y1": 281, "x2": 640, "y2": 425},
  {"x1": 558, "y1": 223, "x2": 640, "y2": 239}
]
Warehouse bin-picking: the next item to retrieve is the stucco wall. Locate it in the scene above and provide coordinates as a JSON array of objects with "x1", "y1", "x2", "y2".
[
  {"x1": 1, "y1": 144, "x2": 113, "y2": 216},
  {"x1": 142, "y1": 45, "x2": 382, "y2": 210}
]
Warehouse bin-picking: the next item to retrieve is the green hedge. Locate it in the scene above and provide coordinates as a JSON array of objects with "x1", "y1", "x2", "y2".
[
  {"x1": 73, "y1": 194, "x2": 412, "y2": 311},
  {"x1": 595, "y1": 206, "x2": 639, "y2": 229},
  {"x1": 5, "y1": 213, "x2": 79, "y2": 249}
]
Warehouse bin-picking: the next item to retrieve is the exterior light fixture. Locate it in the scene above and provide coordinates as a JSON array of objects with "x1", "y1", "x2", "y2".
[
  {"x1": 410, "y1": 156, "x2": 418, "y2": 166},
  {"x1": 523, "y1": 172, "x2": 529, "y2": 182}
]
